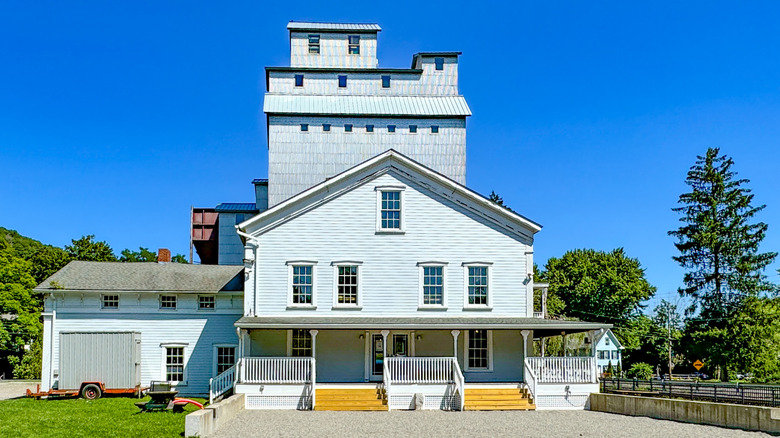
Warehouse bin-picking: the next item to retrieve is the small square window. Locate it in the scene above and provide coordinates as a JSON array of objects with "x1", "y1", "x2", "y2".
[
  {"x1": 160, "y1": 295, "x2": 177, "y2": 310},
  {"x1": 198, "y1": 296, "x2": 215, "y2": 310},
  {"x1": 323, "y1": 123, "x2": 331, "y2": 132},
  {"x1": 431, "y1": 125, "x2": 439, "y2": 134},
  {"x1": 409, "y1": 125, "x2": 418, "y2": 133},
  {"x1": 348, "y1": 35, "x2": 360, "y2": 54},
  {"x1": 300, "y1": 124, "x2": 308, "y2": 132},
  {"x1": 295, "y1": 74, "x2": 304, "y2": 87},
  {"x1": 381, "y1": 75, "x2": 391, "y2": 88},
  {"x1": 101, "y1": 295, "x2": 119, "y2": 309},
  {"x1": 366, "y1": 125, "x2": 374, "y2": 133},
  {"x1": 387, "y1": 125, "x2": 396, "y2": 133},
  {"x1": 308, "y1": 34, "x2": 320, "y2": 54},
  {"x1": 338, "y1": 75, "x2": 347, "y2": 88},
  {"x1": 345, "y1": 124, "x2": 353, "y2": 132},
  {"x1": 435, "y1": 57, "x2": 444, "y2": 70}
]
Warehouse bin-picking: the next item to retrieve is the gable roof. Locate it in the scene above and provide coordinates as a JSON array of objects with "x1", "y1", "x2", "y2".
[
  {"x1": 595, "y1": 328, "x2": 624, "y2": 349},
  {"x1": 237, "y1": 149, "x2": 541, "y2": 239},
  {"x1": 34, "y1": 261, "x2": 243, "y2": 293}
]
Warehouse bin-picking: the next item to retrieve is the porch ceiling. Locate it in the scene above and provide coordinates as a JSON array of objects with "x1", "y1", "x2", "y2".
[{"x1": 235, "y1": 316, "x2": 609, "y2": 336}]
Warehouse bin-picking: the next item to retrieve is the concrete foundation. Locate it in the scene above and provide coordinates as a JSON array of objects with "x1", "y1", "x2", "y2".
[
  {"x1": 185, "y1": 393, "x2": 245, "y2": 437},
  {"x1": 589, "y1": 392, "x2": 780, "y2": 434}
]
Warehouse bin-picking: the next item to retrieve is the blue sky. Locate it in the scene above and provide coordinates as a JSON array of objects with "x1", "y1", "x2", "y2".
[{"x1": 2, "y1": 1, "x2": 779, "y2": 311}]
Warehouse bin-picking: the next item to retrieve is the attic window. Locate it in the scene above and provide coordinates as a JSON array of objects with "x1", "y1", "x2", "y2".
[
  {"x1": 338, "y1": 75, "x2": 347, "y2": 88},
  {"x1": 435, "y1": 57, "x2": 444, "y2": 70},
  {"x1": 160, "y1": 295, "x2": 177, "y2": 310},
  {"x1": 366, "y1": 125, "x2": 374, "y2": 133},
  {"x1": 605, "y1": 338, "x2": 611, "y2": 346},
  {"x1": 295, "y1": 74, "x2": 304, "y2": 87},
  {"x1": 431, "y1": 125, "x2": 439, "y2": 134},
  {"x1": 101, "y1": 295, "x2": 119, "y2": 309},
  {"x1": 308, "y1": 34, "x2": 320, "y2": 54},
  {"x1": 348, "y1": 35, "x2": 360, "y2": 54},
  {"x1": 345, "y1": 124, "x2": 353, "y2": 132},
  {"x1": 381, "y1": 75, "x2": 391, "y2": 88}
]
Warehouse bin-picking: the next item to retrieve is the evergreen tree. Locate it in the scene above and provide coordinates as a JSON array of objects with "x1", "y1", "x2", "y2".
[{"x1": 669, "y1": 147, "x2": 777, "y2": 380}]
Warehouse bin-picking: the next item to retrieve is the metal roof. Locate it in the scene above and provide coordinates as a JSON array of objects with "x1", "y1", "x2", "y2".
[
  {"x1": 35, "y1": 261, "x2": 244, "y2": 293},
  {"x1": 215, "y1": 203, "x2": 259, "y2": 213},
  {"x1": 264, "y1": 95, "x2": 471, "y2": 117},
  {"x1": 235, "y1": 316, "x2": 609, "y2": 336},
  {"x1": 287, "y1": 22, "x2": 381, "y2": 32}
]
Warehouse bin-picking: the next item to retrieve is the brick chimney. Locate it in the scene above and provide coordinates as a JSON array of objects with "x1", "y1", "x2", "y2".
[{"x1": 158, "y1": 248, "x2": 171, "y2": 263}]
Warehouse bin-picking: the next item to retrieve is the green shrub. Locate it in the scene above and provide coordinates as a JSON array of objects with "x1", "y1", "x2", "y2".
[{"x1": 627, "y1": 362, "x2": 654, "y2": 380}]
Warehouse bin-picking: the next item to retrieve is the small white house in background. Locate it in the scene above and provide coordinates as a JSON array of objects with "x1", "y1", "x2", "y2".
[
  {"x1": 595, "y1": 329, "x2": 623, "y2": 375},
  {"x1": 35, "y1": 259, "x2": 244, "y2": 396}
]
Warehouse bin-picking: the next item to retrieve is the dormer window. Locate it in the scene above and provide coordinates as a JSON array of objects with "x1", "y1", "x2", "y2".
[
  {"x1": 308, "y1": 34, "x2": 320, "y2": 54},
  {"x1": 295, "y1": 74, "x2": 304, "y2": 87},
  {"x1": 348, "y1": 35, "x2": 360, "y2": 54},
  {"x1": 435, "y1": 57, "x2": 444, "y2": 70}
]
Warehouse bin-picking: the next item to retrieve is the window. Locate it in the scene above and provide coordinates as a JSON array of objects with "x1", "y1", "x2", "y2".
[
  {"x1": 466, "y1": 330, "x2": 491, "y2": 370},
  {"x1": 605, "y1": 338, "x2": 611, "y2": 346},
  {"x1": 101, "y1": 295, "x2": 119, "y2": 309},
  {"x1": 308, "y1": 34, "x2": 320, "y2": 54},
  {"x1": 344, "y1": 124, "x2": 353, "y2": 132},
  {"x1": 290, "y1": 329, "x2": 312, "y2": 357},
  {"x1": 336, "y1": 265, "x2": 359, "y2": 305},
  {"x1": 216, "y1": 346, "x2": 235, "y2": 374},
  {"x1": 366, "y1": 124, "x2": 374, "y2": 133},
  {"x1": 431, "y1": 125, "x2": 439, "y2": 134},
  {"x1": 295, "y1": 74, "x2": 304, "y2": 87},
  {"x1": 422, "y1": 266, "x2": 444, "y2": 306},
  {"x1": 323, "y1": 123, "x2": 331, "y2": 132},
  {"x1": 381, "y1": 75, "x2": 391, "y2": 88},
  {"x1": 467, "y1": 266, "x2": 489, "y2": 306},
  {"x1": 435, "y1": 57, "x2": 444, "y2": 70},
  {"x1": 380, "y1": 191, "x2": 401, "y2": 230},
  {"x1": 291, "y1": 265, "x2": 313, "y2": 305},
  {"x1": 348, "y1": 35, "x2": 360, "y2": 54},
  {"x1": 166, "y1": 347, "x2": 185, "y2": 382},
  {"x1": 198, "y1": 296, "x2": 215, "y2": 310},
  {"x1": 612, "y1": 351, "x2": 620, "y2": 360},
  {"x1": 338, "y1": 75, "x2": 347, "y2": 88},
  {"x1": 300, "y1": 124, "x2": 308, "y2": 132},
  {"x1": 409, "y1": 125, "x2": 417, "y2": 133},
  {"x1": 387, "y1": 124, "x2": 396, "y2": 133},
  {"x1": 160, "y1": 295, "x2": 177, "y2": 310}
]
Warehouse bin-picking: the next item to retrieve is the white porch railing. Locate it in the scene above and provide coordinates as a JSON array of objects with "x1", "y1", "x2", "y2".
[
  {"x1": 451, "y1": 358, "x2": 465, "y2": 411},
  {"x1": 209, "y1": 364, "x2": 236, "y2": 404},
  {"x1": 385, "y1": 357, "x2": 463, "y2": 411},
  {"x1": 525, "y1": 357, "x2": 597, "y2": 384},
  {"x1": 238, "y1": 357, "x2": 314, "y2": 384},
  {"x1": 523, "y1": 358, "x2": 538, "y2": 402},
  {"x1": 532, "y1": 311, "x2": 544, "y2": 319},
  {"x1": 383, "y1": 359, "x2": 392, "y2": 412}
]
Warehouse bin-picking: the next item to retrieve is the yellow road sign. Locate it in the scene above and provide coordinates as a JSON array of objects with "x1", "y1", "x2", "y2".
[{"x1": 693, "y1": 360, "x2": 704, "y2": 370}]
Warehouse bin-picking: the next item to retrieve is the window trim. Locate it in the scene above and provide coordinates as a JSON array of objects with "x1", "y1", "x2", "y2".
[
  {"x1": 417, "y1": 262, "x2": 448, "y2": 309},
  {"x1": 331, "y1": 261, "x2": 363, "y2": 309},
  {"x1": 463, "y1": 329, "x2": 493, "y2": 371},
  {"x1": 101, "y1": 294, "x2": 119, "y2": 310},
  {"x1": 198, "y1": 295, "x2": 216, "y2": 311},
  {"x1": 287, "y1": 329, "x2": 313, "y2": 357},
  {"x1": 375, "y1": 186, "x2": 406, "y2": 233},
  {"x1": 286, "y1": 261, "x2": 317, "y2": 309},
  {"x1": 160, "y1": 343, "x2": 189, "y2": 385},
  {"x1": 462, "y1": 262, "x2": 493, "y2": 309},
  {"x1": 212, "y1": 344, "x2": 237, "y2": 376},
  {"x1": 160, "y1": 295, "x2": 178, "y2": 311}
]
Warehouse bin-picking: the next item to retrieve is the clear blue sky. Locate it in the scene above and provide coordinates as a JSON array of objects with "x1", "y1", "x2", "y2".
[{"x1": 2, "y1": 1, "x2": 780, "y2": 311}]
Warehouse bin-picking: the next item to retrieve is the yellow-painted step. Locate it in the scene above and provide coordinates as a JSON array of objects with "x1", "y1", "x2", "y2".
[{"x1": 464, "y1": 404, "x2": 536, "y2": 411}]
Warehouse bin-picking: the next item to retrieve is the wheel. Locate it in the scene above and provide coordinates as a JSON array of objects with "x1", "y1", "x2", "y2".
[{"x1": 81, "y1": 384, "x2": 102, "y2": 400}]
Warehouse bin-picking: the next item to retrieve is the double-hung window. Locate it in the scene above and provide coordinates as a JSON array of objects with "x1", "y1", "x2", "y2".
[
  {"x1": 419, "y1": 263, "x2": 446, "y2": 308},
  {"x1": 465, "y1": 329, "x2": 491, "y2": 370},
  {"x1": 308, "y1": 34, "x2": 320, "y2": 54},
  {"x1": 463, "y1": 263, "x2": 492, "y2": 308},
  {"x1": 348, "y1": 35, "x2": 360, "y2": 54},
  {"x1": 290, "y1": 329, "x2": 312, "y2": 357},
  {"x1": 376, "y1": 188, "x2": 403, "y2": 231},
  {"x1": 215, "y1": 346, "x2": 235, "y2": 374},
  {"x1": 334, "y1": 264, "x2": 360, "y2": 306},
  {"x1": 198, "y1": 295, "x2": 215, "y2": 310},
  {"x1": 288, "y1": 263, "x2": 315, "y2": 307},
  {"x1": 165, "y1": 346, "x2": 185, "y2": 382},
  {"x1": 160, "y1": 295, "x2": 177, "y2": 310},
  {"x1": 101, "y1": 294, "x2": 119, "y2": 309}
]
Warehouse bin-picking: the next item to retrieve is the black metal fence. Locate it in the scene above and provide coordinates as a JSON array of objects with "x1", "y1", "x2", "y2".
[{"x1": 600, "y1": 378, "x2": 780, "y2": 408}]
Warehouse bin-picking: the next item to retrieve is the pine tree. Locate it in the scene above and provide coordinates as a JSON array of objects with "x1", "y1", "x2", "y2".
[{"x1": 669, "y1": 147, "x2": 777, "y2": 380}]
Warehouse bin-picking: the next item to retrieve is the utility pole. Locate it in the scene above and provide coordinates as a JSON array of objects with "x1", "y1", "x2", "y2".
[{"x1": 667, "y1": 307, "x2": 673, "y2": 378}]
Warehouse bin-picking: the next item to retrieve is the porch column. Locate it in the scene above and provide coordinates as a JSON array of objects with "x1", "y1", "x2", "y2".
[
  {"x1": 520, "y1": 330, "x2": 531, "y2": 358},
  {"x1": 309, "y1": 329, "x2": 319, "y2": 359},
  {"x1": 561, "y1": 331, "x2": 567, "y2": 357},
  {"x1": 541, "y1": 337, "x2": 546, "y2": 357},
  {"x1": 451, "y1": 330, "x2": 460, "y2": 360},
  {"x1": 381, "y1": 330, "x2": 389, "y2": 361}
]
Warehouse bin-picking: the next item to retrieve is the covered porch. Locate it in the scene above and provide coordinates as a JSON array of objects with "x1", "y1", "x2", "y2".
[{"x1": 216, "y1": 316, "x2": 609, "y2": 410}]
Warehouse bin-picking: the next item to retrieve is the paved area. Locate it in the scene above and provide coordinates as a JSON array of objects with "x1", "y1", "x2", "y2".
[
  {"x1": 210, "y1": 409, "x2": 771, "y2": 437},
  {"x1": 0, "y1": 381, "x2": 38, "y2": 400}
]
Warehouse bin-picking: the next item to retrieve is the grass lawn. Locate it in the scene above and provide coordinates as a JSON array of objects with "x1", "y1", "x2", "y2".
[{"x1": 0, "y1": 396, "x2": 205, "y2": 438}]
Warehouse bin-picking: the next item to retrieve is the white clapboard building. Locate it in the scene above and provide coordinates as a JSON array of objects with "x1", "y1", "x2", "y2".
[{"x1": 37, "y1": 21, "x2": 610, "y2": 411}]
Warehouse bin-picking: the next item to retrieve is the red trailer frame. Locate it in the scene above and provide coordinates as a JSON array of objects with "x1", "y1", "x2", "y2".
[{"x1": 27, "y1": 383, "x2": 146, "y2": 400}]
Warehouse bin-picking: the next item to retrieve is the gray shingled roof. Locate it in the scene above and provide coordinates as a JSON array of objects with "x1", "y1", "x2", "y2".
[
  {"x1": 35, "y1": 261, "x2": 243, "y2": 293},
  {"x1": 264, "y1": 95, "x2": 472, "y2": 117},
  {"x1": 287, "y1": 22, "x2": 381, "y2": 32}
]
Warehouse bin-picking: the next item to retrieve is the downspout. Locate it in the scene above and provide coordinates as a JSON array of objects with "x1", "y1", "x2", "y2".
[{"x1": 235, "y1": 227, "x2": 259, "y2": 317}]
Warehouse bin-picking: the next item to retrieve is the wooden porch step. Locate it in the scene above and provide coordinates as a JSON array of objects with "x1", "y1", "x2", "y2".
[
  {"x1": 314, "y1": 405, "x2": 388, "y2": 411},
  {"x1": 463, "y1": 387, "x2": 535, "y2": 411},
  {"x1": 466, "y1": 398, "x2": 532, "y2": 406},
  {"x1": 465, "y1": 388, "x2": 526, "y2": 395},
  {"x1": 464, "y1": 404, "x2": 536, "y2": 411},
  {"x1": 314, "y1": 388, "x2": 387, "y2": 411}
]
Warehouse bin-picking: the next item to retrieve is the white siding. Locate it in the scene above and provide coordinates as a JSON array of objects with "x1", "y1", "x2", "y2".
[
  {"x1": 252, "y1": 172, "x2": 530, "y2": 316},
  {"x1": 268, "y1": 71, "x2": 458, "y2": 96},
  {"x1": 268, "y1": 117, "x2": 466, "y2": 205},
  {"x1": 290, "y1": 32, "x2": 378, "y2": 68}
]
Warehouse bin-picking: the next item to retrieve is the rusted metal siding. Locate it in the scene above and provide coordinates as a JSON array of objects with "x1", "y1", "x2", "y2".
[{"x1": 59, "y1": 331, "x2": 141, "y2": 389}]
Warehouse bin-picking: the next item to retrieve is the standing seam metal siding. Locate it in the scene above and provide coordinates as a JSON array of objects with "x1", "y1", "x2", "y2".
[{"x1": 59, "y1": 332, "x2": 141, "y2": 389}]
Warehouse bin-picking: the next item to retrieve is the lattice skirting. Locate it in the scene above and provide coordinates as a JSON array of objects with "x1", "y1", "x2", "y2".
[
  {"x1": 245, "y1": 395, "x2": 312, "y2": 410},
  {"x1": 389, "y1": 394, "x2": 460, "y2": 410},
  {"x1": 534, "y1": 394, "x2": 589, "y2": 410},
  {"x1": 388, "y1": 394, "x2": 414, "y2": 410}
]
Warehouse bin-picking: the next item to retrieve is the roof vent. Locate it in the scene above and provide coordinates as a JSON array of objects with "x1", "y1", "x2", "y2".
[{"x1": 158, "y1": 248, "x2": 171, "y2": 263}]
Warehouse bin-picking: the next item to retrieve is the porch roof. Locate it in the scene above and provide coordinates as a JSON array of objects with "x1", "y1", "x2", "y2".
[{"x1": 235, "y1": 316, "x2": 609, "y2": 337}]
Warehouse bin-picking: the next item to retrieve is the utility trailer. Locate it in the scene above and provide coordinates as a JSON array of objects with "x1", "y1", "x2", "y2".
[{"x1": 28, "y1": 331, "x2": 144, "y2": 400}]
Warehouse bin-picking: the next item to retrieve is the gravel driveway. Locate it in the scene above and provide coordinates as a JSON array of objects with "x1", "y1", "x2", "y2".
[
  {"x1": 0, "y1": 381, "x2": 38, "y2": 400},
  {"x1": 210, "y1": 409, "x2": 771, "y2": 438}
]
